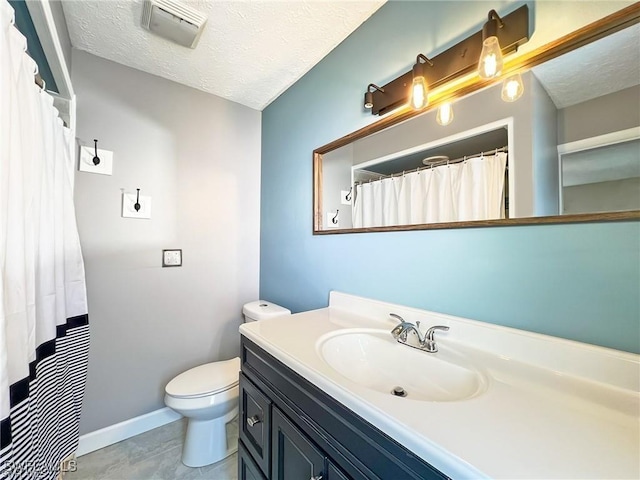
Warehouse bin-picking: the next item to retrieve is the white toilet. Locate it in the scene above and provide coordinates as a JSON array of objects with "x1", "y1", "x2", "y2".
[{"x1": 164, "y1": 300, "x2": 291, "y2": 467}]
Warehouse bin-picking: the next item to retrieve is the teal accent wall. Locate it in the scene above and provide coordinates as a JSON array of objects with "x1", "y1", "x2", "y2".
[{"x1": 260, "y1": 1, "x2": 640, "y2": 354}]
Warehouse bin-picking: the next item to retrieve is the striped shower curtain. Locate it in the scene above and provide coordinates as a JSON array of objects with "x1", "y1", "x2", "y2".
[{"x1": 1, "y1": 2, "x2": 89, "y2": 479}]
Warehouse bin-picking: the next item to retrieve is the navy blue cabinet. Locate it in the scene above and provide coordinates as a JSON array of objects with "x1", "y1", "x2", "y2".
[
  {"x1": 272, "y1": 407, "x2": 325, "y2": 480},
  {"x1": 239, "y1": 440, "x2": 266, "y2": 480},
  {"x1": 239, "y1": 373, "x2": 271, "y2": 476},
  {"x1": 239, "y1": 336, "x2": 449, "y2": 480}
]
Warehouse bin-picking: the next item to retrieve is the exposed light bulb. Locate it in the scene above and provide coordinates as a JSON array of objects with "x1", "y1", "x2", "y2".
[
  {"x1": 478, "y1": 36, "x2": 503, "y2": 79},
  {"x1": 436, "y1": 102, "x2": 454, "y2": 126},
  {"x1": 501, "y1": 73, "x2": 524, "y2": 102},
  {"x1": 411, "y1": 76, "x2": 428, "y2": 109}
]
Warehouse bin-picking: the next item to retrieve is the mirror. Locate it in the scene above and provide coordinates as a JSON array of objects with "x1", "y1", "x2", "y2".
[{"x1": 314, "y1": 8, "x2": 640, "y2": 233}]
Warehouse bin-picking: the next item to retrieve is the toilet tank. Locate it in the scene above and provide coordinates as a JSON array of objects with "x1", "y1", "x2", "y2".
[{"x1": 242, "y1": 300, "x2": 291, "y2": 322}]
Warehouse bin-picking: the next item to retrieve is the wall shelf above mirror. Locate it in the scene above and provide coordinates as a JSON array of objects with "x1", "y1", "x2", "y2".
[{"x1": 313, "y1": 4, "x2": 640, "y2": 234}]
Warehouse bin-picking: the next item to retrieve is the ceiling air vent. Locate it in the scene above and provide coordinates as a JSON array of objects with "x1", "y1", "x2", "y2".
[{"x1": 141, "y1": 0, "x2": 207, "y2": 49}]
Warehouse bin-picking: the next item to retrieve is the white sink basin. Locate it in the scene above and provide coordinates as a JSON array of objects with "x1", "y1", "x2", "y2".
[{"x1": 317, "y1": 329, "x2": 488, "y2": 402}]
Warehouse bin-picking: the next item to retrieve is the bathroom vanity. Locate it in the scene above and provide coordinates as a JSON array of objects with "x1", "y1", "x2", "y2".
[
  {"x1": 238, "y1": 292, "x2": 639, "y2": 479},
  {"x1": 238, "y1": 336, "x2": 445, "y2": 480}
]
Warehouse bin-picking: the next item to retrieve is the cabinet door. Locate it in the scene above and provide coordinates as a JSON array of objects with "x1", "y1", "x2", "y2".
[
  {"x1": 239, "y1": 440, "x2": 267, "y2": 480},
  {"x1": 239, "y1": 373, "x2": 272, "y2": 477},
  {"x1": 272, "y1": 407, "x2": 324, "y2": 480}
]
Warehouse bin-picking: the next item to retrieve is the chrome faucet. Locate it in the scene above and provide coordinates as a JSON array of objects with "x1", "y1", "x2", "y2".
[
  {"x1": 389, "y1": 313, "x2": 418, "y2": 342},
  {"x1": 389, "y1": 313, "x2": 449, "y2": 353}
]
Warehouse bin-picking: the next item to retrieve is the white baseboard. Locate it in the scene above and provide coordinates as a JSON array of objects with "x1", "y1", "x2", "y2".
[{"x1": 76, "y1": 407, "x2": 182, "y2": 457}]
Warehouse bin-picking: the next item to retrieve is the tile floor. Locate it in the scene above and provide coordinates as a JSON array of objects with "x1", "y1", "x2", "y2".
[{"x1": 66, "y1": 418, "x2": 238, "y2": 480}]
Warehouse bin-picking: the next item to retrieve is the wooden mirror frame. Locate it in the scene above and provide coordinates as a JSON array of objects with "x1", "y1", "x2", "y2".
[{"x1": 313, "y1": 4, "x2": 640, "y2": 234}]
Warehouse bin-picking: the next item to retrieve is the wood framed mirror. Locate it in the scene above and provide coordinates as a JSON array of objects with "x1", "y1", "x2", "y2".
[{"x1": 313, "y1": 4, "x2": 640, "y2": 234}]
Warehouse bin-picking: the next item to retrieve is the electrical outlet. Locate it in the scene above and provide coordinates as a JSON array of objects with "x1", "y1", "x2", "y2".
[
  {"x1": 78, "y1": 145, "x2": 113, "y2": 175},
  {"x1": 162, "y1": 249, "x2": 182, "y2": 267},
  {"x1": 122, "y1": 192, "x2": 152, "y2": 219}
]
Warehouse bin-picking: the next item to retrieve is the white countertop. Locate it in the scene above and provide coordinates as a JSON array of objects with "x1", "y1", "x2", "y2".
[{"x1": 239, "y1": 292, "x2": 640, "y2": 479}]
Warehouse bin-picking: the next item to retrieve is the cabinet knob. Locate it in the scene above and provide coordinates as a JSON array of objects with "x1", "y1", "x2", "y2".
[{"x1": 246, "y1": 414, "x2": 262, "y2": 427}]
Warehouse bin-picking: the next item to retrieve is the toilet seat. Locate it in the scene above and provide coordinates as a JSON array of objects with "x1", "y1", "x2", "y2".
[{"x1": 166, "y1": 357, "x2": 240, "y2": 399}]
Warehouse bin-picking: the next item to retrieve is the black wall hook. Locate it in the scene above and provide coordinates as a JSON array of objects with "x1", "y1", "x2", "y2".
[
  {"x1": 345, "y1": 187, "x2": 352, "y2": 202},
  {"x1": 134, "y1": 188, "x2": 141, "y2": 212},
  {"x1": 92, "y1": 139, "x2": 100, "y2": 166},
  {"x1": 331, "y1": 210, "x2": 339, "y2": 224}
]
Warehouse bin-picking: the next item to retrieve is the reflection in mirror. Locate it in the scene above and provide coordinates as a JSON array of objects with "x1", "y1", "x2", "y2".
[
  {"x1": 314, "y1": 16, "x2": 640, "y2": 233},
  {"x1": 560, "y1": 134, "x2": 640, "y2": 215},
  {"x1": 349, "y1": 124, "x2": 510, "y2": 228}
]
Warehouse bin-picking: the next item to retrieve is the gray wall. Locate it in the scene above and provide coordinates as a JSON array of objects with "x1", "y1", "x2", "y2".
[
  {"x1": 72, "y1": 50, "x2": 261, "y2": 434},
  {"x1": 558, "y1": 85, "x2": 640, "y2": 144},
  {"x1": 531, "y1": 74, "x2": 560, "y2": 216},
  {"x1": 564, "y1": 177, "x2": 640, "y2": 214},
  {"x1": 322, "y1": 144, "x2": 354, "y2": 229}
]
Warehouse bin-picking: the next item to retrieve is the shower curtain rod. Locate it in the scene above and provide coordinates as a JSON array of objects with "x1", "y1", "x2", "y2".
[{"x1": 356, "y1": 145, "x2": 508, "y2": 184}]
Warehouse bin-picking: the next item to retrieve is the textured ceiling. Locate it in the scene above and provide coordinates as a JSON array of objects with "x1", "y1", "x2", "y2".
[
  {"x1": 62, "y1": 0, "x2": 385, "y2": 110},
  {"x1": 532, "y1": 23, "x2": 640, "y2": 109}
]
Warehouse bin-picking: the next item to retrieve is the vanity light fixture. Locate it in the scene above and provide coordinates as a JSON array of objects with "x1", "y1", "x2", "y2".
[
  {"x1": 361, "y1": 5, "x2": 528, "y2": 116},
  {"x1": 411, "y1": 54, "x2": 433, "y2": 110},
  {"x1": 436, "y1": 102, "x2": 454, "y2": 126},
  {"x1": 501, "y1": 73, "x2": 524, "y2": 102},
  {"x1": 478, "y1": 10, "x2": 505, "y2": 79},
  {"x1": 364, "y1": 84, "x2": 385, "y2": 109}
]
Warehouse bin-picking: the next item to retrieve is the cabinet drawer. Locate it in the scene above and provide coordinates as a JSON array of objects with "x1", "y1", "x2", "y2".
[
  {"x1": 239, "y1": 440, "x2": 267, "y2": 480},
  {"x1": 239, "y1": 372, "x2": 271, "y2": 477}
]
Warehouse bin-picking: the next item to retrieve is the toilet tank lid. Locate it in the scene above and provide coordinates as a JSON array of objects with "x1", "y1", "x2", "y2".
[
  {"x1": 165, "y1": 357, "x2": 240, "y2": 398},
  {"x1": 243, "y1": 300, "x2": 291, "y2": 320}
]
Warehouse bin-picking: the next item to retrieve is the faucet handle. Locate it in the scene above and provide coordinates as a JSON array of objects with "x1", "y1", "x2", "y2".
[
  {"x1": 425, "y1": 325, "x2": 449, "y2": 341},
  {"x1": 390, "y1": 313, "x2": 412, "y2": 341}
]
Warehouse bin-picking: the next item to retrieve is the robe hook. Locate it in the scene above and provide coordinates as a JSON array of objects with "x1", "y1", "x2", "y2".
[
  {"x1": 134, "y1": 188, "x2": 141, "y2": 212},
  {"x1": 92, "y1": 139, "x2": 100, "y2": 166}
]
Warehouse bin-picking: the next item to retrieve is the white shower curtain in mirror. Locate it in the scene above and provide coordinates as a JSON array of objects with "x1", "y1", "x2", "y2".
[
  {"x1": 353, "y1": 152, "x2": 508, "y2": 227},
  {"x1": 1, "y1": 3, "x2": 89, "y2": 479}
]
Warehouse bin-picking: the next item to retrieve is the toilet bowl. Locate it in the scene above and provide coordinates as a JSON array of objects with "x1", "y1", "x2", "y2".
[
  {"x1": 164, "y1": 358, "x2": 240, "y2": 467},
  {"x1": 165, "y1": 300, "x2": 290, "y2": 467}
]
